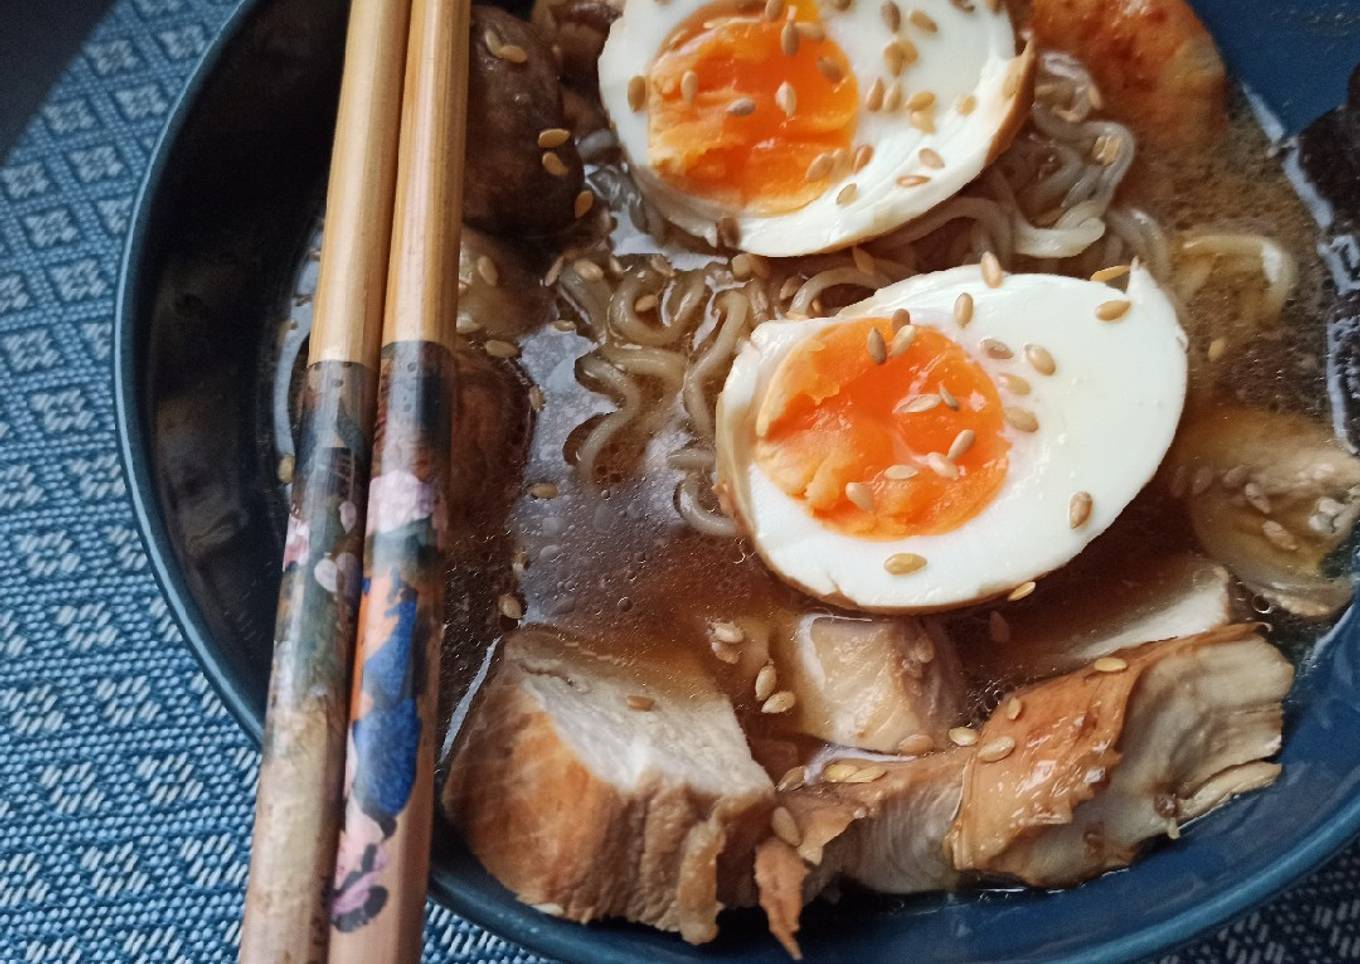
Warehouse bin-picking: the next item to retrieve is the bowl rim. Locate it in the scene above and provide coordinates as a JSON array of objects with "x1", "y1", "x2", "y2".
[{"x1": 111, "y1": 2, "x2": 1360, "y2": 961}]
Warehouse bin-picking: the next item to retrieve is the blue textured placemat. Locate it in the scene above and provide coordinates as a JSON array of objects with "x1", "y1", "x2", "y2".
[{"x1": 0, "y1": 1, "x2": 1354, "y2": 961}]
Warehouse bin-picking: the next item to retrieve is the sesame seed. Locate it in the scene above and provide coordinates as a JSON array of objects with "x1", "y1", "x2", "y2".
[
  {"x1": 538, "y1": 128, "x2": 570, "y2": 149},
  {"x1": 551, "y1": 319, "x2": 576, "y2": 332},
  {"x1": 829, "y1": 147, "x2": 850, "y2": 176},
  {"x1": 1024, "y1": 343, "x2": 1056, "y2": 375},
  {"x1": 998, "y1": 373, "x2": 1030, "y2": 395},
  {"x1": 573, "y1": 258, "x2": 604, "y2": 282},
  {"x1": 837, "y1": 183, "x2": 859, "y2": 205},
  {"x1": 988, "y1": 610, "x2": 1010, "y2": 643},
  {"x1": 883, "y1": 83, "x2": 903, "y2": 111},
  {"x1": 885, "y1": 462, "x2": 919, "y2": 480},
  {"x1": 796, "y1": 21, "x2": 826, "y2": 39},
  {"x1": 1004, "y1": 406, "x2": 1038, "y2": 432},
  {"x1": 727, "y1": 96, "x2": 756, "y2": 116},
  {"x1": 951, "y1": 292, "x2": 974, "y2": 327},
  {"x1": 496, "y1": 42, "x2": 528, "y2": 63},
  {"x1": 1221, "y1": 464, "x2": 1249, "y2": 489},
  {"x1": 541, "y1": 151, "x2": 569, "y2": 177},
  {"x1": 476, "y1": 254, "x2": 499, "y2": 286},
  {"x1": 573, "y1": 190, "x2": 595, "y2": 219},
  {"x1": 1191, "y1": 465, "x2": 1215, "y2": 496},
  {"x1": 843, "y1": 764, "x2": 887, "y2": 783},
  {"x1": 908, "y1": 8, "x2": 938, "y2": 31},
  {"x1": 711, "y1": 620, "x2": 745, "y2": 644},
  {"x1": 1169, "y1": 464, "x2": 1189, "y2": 498},
  {"x1": 909, "y1": 109, "x2": 935, "y2": 133},
  {"x1": 1262, "y1": 520, "x2": 1299, "y2": 551},
  {"x1": 484, "y1": 339, "x2": 519, "y2": 358},
  {"x1": 864, "y1": 327, "x2": 888, "y2": 365},
  {"x1": 776, "y1": 81, "x2": 797, "y2": 116},
  {"x1": 781, "y1": 21, "x2": 799, "y2": 55},
  {"x1": 980, "y1": 251, "x2": 1003, "y2": 287},
  {"x1": 528, "y1": 385, "x2": 546, "y2": 411},
  {"x1": 484, "y1": 28, "x2": 505, "y2": 55},
  {"x1": 884, "y1": 552, "x2": 927, "y2": 574},
  {"x1": 528, "y1": 481, "x2": 559, "y2": 499},
  {"x1": 543, "y1": 256, "x2": 565, "y2": 286},
  {"x1": 853, "y1": 144, "x2": 875, "y2": 172},
  {"x1": 762, "y1": 690, "x2": 797, "y2": 714},
  {"x1": 764, "y1": 0, "x2": 785, "y2": 19},
  {"x1": 948, "y1": 428, "x2": 975, "y2": 460},
  {"x1": 455, "y1": 316, "x2": 481, "y2": 335},
  {"x1": 682, "y1": 69, "x2": 698, "y2": 104},
  {"x1": 823, "y1": 761, "x2": 860, "y2": 783},
  {"x1": 755, "y1": 663, "x2": 778, "y2": 701},
  {"x1": 777, "y1": 766, "x2": 807, "y2": 791},
  {"x1": 627, "y1": 694, "x2": 656, "y2": 711},
  {"x1": 1068, "y1": 490, "x2": 1093, "y2": 528},
  {"x1": 897, "y1": 174, "x2": 931, "y2": 187},
  {"x1": 951, "y1": 0, "x2": 976, "y2": 11},
  {"x1": 628, "y1": 75, "x2": 647, "y2": 111},
  {"x1": 981, "y1": 337, "x2": 1013, "y2": 359},
  {"x1": 1005, "y1": 696, "x2": 1023, "y2": 719},
  {"x1": 498, "y1": 593, "x2": 524, "y2": 620},
  {"x1": 897, "y1": 734, "x2": 935, "y2": 755},
  {"x1": 1208, "y1": 337, "x2": 1228, "y2": 362},
  {"x1": 817, "y1": 57, "x2": 845, "y2": 84},
  {"x1": 978, "y1": 736, "x2": 1015, "y2": 762},
  {"x1": 939, "y1": 384, "x2": 959, "y2": 410},
  {"x1": 771, "y1": 806, "x2": 802, "y2": 846},
  {"x1": 1093, "y1": 655, "x2": 1127, "y2": 673},
  {"x1": 881, "y1": 0, "x2": 902, "y2": 29},
  {"x1": 907, "y1": 90, "x2": 936, "y2": 110},
  {"x1": 711, "y1": 639, "x2": 741, "y2": 663},
  {"x1": 892, "y1": 308, "x2": 911, "y2": 330},
  {"x1": 865, "y1": 77, "x2": 885, "y2": 111},
  {"x1": 949, "y1": 726, "x2": 978, "y2": 747},
  {"x1": 1096, "y1": 299, "x2": 1132, "y2": 322},
  {"x1": 901, "y1": 394, "x2": 940, "y2": 414},
  {"x1": 830, "y1": 0, "x2": 851, "y2": 9},
  {"x1": 920, "y1": 147, "x2": 944, "y2": 168},
  {"x1": 884, "y1": 40, "x2": 907, "y2": 75},
  {"x1": 890, "y1": 324, "x2": 918, "y2": 357},
  {"x1": 845, "y1": 481, "x2": 876, "y2": 512},
  {"x1": 805, "y1": 152, "x2": 833, "y2": 182},
  {"x1": 1090, "y1": 263, "x2": 1131, "y2": 283},
  {"x1": 609, "y1": 255, "x2": 625, "y2": 276},
  {"x1": 926, "y1": 452, "x2": 959, "y2": 479},
  {"x1": 1007, "y1": 580, "x2": 1036, "y2": 601},
  {"x1": 957, "y1": 93, "x2": 977, "y2": 114}
]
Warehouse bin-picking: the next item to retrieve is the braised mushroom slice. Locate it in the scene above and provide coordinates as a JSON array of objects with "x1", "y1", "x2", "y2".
[
  {"x1": 755, "y1": 749, "x2": 971, "y2": 958},
  {"x1": 768, "y1": 615, "x2": 966, "y2": 754},
  {"x1": 948, "y1": 624, "x2": 1292, "y2": 887},
  {"x1": 1166, "y1": 405, "x2": 1360, "y2": 617},
  {"x1": 965, "y1": 552, "x2": 1237, "y2": 682},
  {"x1": 444, "y1": 627, "x2": 773, "y2": 944},
  {"x1": 457, "y1": 226, "x2": 553, "y2": 341},
  {"x1": 466, "y1": 7, "x2": 584, "y2": 235},
  {"x1": 1028, "y1": 0, "x2": 1226, "y2": 147},
  {"x1": 531, "y1": 0, "x2": 623, "y2": 87}
]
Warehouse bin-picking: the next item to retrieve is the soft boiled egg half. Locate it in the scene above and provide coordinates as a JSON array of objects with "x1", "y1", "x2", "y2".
[
  {"x1": 715, "y1": 265, "x2": 1188, "y2": 612},
  {"x1": 597, "y1": 0, "x2": 1033, "y2": 257}
]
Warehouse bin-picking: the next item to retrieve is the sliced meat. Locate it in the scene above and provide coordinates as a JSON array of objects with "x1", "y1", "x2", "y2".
[
  {"x1": 466, "y1": 7, "x2": 584, "y2": 235},
  {"x1": 755, "y1": 750, "x2": 970, "y2": 958},
  {"x1": 1029, "y1": 0, "x2": 1226, "y2": 147},
  {"x1": 444, "y1": 626, "x2": 774, "y2": 943},
  {"x1": 948, "y1": 624, "x2": 1292, "y2": 887},
  {"x1": 770, "y1": 615, "x2": 966, "y2": 753},
  {"x1": 965, "y1": 553, "x2": 1237, "y2": 682},
  {"x1": 1166, "y1": 406, "x2": 1360, "y2": 618}
]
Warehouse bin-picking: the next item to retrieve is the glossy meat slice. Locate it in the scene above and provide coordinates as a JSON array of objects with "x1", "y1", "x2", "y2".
[
  {"x1": 949, "y1": 624, "x2": 1291, "y2": 887},
  {"x1": 771, "y1": 615, "x2": 966, "y2": 753},
  {"x1": 1029, "y1": 0, "x2": 1226, "y2": 147},
  {"x1": 965, "y1": 552, "x2": 1236, "y2": 682},
  {"x1": 444, "y1": 627, "x2": 774, "y2": 943},
  {"x1": 755, "y1": 749, "x2": 970, "y2": 957}
]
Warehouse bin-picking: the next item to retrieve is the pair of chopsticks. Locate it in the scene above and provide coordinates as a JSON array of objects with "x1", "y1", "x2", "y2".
[{"x1": 239, "y1": 0, "x2": 471, "y2": 960}]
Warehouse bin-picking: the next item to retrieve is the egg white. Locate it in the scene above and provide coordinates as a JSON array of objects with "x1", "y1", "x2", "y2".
[
  {"x1": 715, "y1": 264, "x2": 1188, "y2": 612},
  {"x1": 598, "y1": 0, "x2": 1032, "y2": 257}
]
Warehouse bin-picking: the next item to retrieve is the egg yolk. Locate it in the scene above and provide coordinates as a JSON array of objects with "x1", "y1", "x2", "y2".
[
  {"x1": 647, "y1": 0, "x2": 858, "y2": 213},
  {"x1": 755, "y1": 319, "x2": 1010, "y2": 539}
]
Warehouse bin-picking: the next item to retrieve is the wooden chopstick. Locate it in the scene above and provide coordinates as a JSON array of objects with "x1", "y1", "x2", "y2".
[
  {"x1": 239, "y1": 1, "x2": 411, "y2": 961},
  {"x1": 326, "y1": 0, "x2": 472, "y2": 959}
]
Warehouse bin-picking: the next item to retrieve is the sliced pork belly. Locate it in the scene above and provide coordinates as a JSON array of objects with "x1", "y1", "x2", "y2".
[
  {"x1": 771, "y1": 615, "x2": 966, "y2": 753},
  {"x1": 967, "y1": 553, "x2": 1236, "y2": 681},
  {"x1": 444, "y1": 627, "x2": 774, "y2": 943},
  {"x1": 948, "y1": 624, "x2": 1291, "y2": 887},
  {"x1": 755, "y1": 749, "x2": 970, "y2": 958}
]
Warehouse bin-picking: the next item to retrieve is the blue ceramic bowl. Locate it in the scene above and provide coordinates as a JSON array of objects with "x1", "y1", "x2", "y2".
[{"x1": 114, "y1": 1, "x2": 1360, "y2": 961}]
